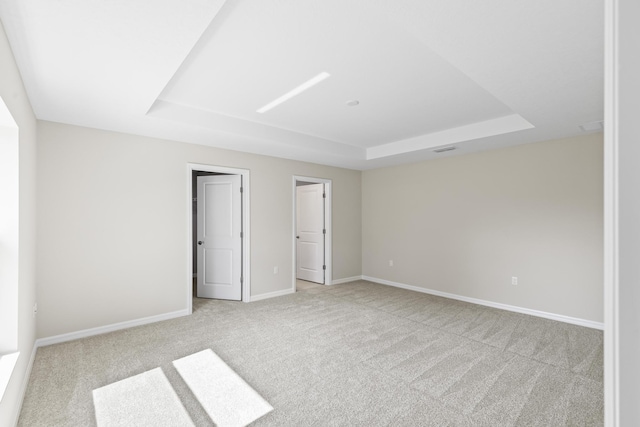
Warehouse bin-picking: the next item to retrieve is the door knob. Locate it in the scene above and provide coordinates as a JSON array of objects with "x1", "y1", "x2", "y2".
[
  {"x1": 197, "y1": 241, "x2": 204, "y2": 245},
  {"x1": 296, "y1": 236, "x2": 299, "y2": 239}
]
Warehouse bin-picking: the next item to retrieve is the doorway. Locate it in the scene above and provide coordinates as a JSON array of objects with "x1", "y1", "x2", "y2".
[
  {"x1": 293, "y1": 176, "x2": 332, "y2": 291},
  {"x1": 195, "y1": 173, "x2": 242, "y2": 300},
  {"x1": 187, "y1": 164, "x2": 251, "y2": 313}
]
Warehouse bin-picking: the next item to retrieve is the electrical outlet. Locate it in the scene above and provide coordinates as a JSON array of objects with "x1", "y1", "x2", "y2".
[
  {"x1": 273, "y1": 266, "x2": 278, "y2": 274},
  {"x1": 389, "y1": 260, "x2": 394, "y2": 267},
  {"x1": 511, "y1": 276, "x2": 518, "y2": 286}
]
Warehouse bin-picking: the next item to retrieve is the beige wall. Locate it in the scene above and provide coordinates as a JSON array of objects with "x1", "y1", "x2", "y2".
[
  {"x1": 36, "y1": 121, "x2": 362, "y2": 338},
  {"x1": 362, "y1": 134, "x2": 603, "y2": 322},
  {"x1": 0, "y1": 20, "x2": 38, "y2": 427}
]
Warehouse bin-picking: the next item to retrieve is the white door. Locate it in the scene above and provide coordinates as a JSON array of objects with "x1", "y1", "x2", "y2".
[
  {"x1": 197, "y1": 175, "x2": 242, "y2": 300},
  {"x1": 296, "y1": 183, "x2": 324, "y2": 284}
]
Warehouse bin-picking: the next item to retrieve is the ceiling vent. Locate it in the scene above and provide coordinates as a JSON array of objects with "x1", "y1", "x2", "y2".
[
  {"x1": 433, "y1": 146, "x2": 456, "y2": 153},
  {"x1": 579, "y1": 120, "x2": 604, "y2": 132}
]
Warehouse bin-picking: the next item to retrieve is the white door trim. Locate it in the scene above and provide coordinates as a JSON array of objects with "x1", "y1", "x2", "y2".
[
  {"x1": 292, "y1": 176, "x2": 332, "y2": 291},
  {"x1": 187, "y1": 163, "x2": 251, "y2": 314},
  {"x1": 603, "y1": 0, "x2": 640, "y2": 424},
  {"x1": 603, "y1": 0, "x2": 618, "y2": 422}
]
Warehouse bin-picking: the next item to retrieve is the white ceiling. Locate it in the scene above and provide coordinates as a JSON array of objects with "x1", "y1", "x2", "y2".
[{"x1": 0, "y1": 0, "x2": 603, "y2": 170}]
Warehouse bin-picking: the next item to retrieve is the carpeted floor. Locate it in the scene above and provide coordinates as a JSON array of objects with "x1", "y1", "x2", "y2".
[
  {"x1": 18, "y1": 280, "x2": 603, "y2": 426},
  {"x1": 296, "y1": 279, "x2": 323, "y2": 291}
]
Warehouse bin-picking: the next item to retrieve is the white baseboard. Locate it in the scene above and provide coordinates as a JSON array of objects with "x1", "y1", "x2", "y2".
[
  {"x1": 361, "y1": 276, "x2": 604, "y2": 330},
  {"x1": 249, "y1": 288, "x2": 295, "y2": 302},
  {"x1": 331, "y1": 276, "x2": 363, "y2": 285},
  {"x1": 36, "y1": 309, "x2": 190, "y2": 348}
]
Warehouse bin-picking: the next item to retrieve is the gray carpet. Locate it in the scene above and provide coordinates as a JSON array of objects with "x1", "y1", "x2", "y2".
[
  {"x1": 18, "y1": 280, "x2": 603, "y2": 426},
  {"x1": 173, "y1": 349, "x2": 273, "y2": 426},
  {"x1": 93, "y1": 367, "x2": 195, "y2": 426}
]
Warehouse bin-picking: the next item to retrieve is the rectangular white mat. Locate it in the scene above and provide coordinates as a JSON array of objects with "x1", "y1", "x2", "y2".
[
  {"x1": 173, "y1": 349, "x2": 273, "y2": 427},
  {"x1": 93, "y1": 367, "x2": 194, "y2": 427}
]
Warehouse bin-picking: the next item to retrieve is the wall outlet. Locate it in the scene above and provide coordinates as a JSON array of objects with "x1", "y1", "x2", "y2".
[
  {"x1": 389, "y1": 260, "x2": 394, "y2": 267},
  {"x1": 511, "y1": 276, "x2": 518, "y2": 286},
  {"x1": 273, "y1": 266, "x2": 279, "y2": 274}
]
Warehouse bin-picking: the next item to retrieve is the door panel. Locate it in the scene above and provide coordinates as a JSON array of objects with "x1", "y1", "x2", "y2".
[
  {"x1": 205, "y1": 248, "x2": 233, "y2": 286},
  {"x1": 298, "y1": 241, "x2": 319, "y2": 272},
  {"x1": 197, "y1": 175, "x2": 242, "y2": 300},
  {"x1": 296, "y1": 183, "x2": 324, "y2": 283},
  {"x1": 205, "y1": 183, "x2": 232, "y2": 237}
]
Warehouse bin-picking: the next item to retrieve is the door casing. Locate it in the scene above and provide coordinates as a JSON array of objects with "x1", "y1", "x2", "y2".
[
  {"x1": 292, "y1": 176, "x2": 332, "y2": 290},
  {"x1": 187, "y1": 163, "x2": 251, "y2": 313}
]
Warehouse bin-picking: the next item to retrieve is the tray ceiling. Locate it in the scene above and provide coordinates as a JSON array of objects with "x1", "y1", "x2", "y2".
[{"x1": 0, "y1": 0, "x2": 603, "y2": 169}]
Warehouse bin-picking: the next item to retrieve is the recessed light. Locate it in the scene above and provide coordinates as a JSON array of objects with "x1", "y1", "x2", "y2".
[
  {"x1": 346, "y1": 100, "x2": 359, "y2": 107},
  {"x1": 257, "y1": 72, "x2": 331, "y2": 114}
]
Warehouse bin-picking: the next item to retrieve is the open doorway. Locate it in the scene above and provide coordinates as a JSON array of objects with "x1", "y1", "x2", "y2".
[
  {"x1": 193, "y1": 172, "x2": 242, "y2": 301},
  {"x1": 187, "y1": 164, "x2": 251, "y2": 314},
  {"x1": 293, "y1": 176, "x2": 332, "y2": 292}
]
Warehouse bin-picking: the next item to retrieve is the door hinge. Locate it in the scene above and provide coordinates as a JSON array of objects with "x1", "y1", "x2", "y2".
[
  {"x1": 323, "y1": 192, "x2": 326, "y2": 198},
  {"x1": 240, "y1": 276, "x2": 244, "y2": 284},
  {"x1": 323, "y1": 229, "x2": 326, "y2": 234},
  {"x1": 192, "y1": 198, "x2": 197, "y2": 202},
  {"x1": 323, "y1": 265, "x2": 326, "y2": 270},
  {"x1": 240, "y1": 186, "x2": 243, "y2": 193},
  {"x1": 240, "y1": 231, "x2": 243, "y2": 238}
]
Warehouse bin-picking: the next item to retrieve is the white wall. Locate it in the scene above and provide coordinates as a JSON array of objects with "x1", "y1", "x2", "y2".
[
  {"x1": 362, "y1": 133, "x2": 603, "y2": 323},
  {"x1": 0, "y1": 19, "x2": 38, "y2": 427},
  {"x1": 36, "y1": 121, "x2": 361, "y2": 338}
]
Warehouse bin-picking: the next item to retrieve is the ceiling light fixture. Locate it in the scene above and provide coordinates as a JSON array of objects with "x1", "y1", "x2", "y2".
[
  {"x1": 346, "y1": 100, "x2": 359, "y2": 107},
  {"x1": 257, "y1": 72, "x2": 331, "y2": 114}
]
